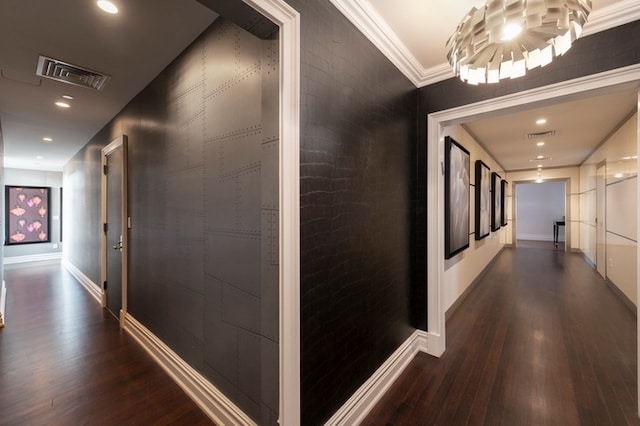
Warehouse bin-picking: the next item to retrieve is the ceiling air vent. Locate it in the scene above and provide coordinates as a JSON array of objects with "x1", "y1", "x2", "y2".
[
  {"x1": 36, "y1": 55, "x2": 111, "y2": 91},
  {"x1": 527, "y1": 130, "x2": 556, "y2": 139}
]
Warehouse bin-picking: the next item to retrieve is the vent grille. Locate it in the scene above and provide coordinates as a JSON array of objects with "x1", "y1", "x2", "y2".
[
  {"x1": 36, "y1": 55, "x2": 110, "y2": 91},
  {"x1": 527, "y1": 130, "x2": 556, "y2": 139}
]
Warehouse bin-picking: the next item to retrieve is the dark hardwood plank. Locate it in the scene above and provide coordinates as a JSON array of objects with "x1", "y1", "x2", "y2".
[
  {"x1": 364, "y1": 247, "x2": 640, "y2": 426},
  {"x1": 0, "y1": 262, "x2": 213, "y2": 425}
]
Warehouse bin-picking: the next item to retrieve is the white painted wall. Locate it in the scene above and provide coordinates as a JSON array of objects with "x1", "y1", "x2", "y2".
[
  {"x1": 580, "y1": 112, "x2": 637, "y2": 305},
  {"x1": 516, "y1": 182, "x2": 565, "y2": 242},
  {"x1": 506, "y1": 167, "x2": 581, "y2": 250},
  {"x1": 443, "y1": 125, "x2": 506, "y2": 313}
]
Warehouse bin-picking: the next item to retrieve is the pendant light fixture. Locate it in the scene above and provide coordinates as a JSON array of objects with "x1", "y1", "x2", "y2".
[{"x1": 446, "y1": 0, "x2": 592, "y2": 85}]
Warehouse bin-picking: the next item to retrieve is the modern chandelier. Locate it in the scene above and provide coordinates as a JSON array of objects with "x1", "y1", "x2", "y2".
[{"x1": 446, "y1": 0, "x2": 592, "y2": 85}]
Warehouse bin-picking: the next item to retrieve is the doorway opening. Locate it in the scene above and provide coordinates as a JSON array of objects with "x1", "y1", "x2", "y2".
[
  {"x1": 514, "y1": 180, "x2": 567, "y2": 250},
  {"x1": 426, "y1": 65, "x2": 640, "y2": 361}
]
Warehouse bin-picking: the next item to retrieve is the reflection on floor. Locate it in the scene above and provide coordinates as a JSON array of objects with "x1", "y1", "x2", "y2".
[
  {"x1": 364, "y1": 246, "x2": 638, "y2": 425},
  {"x1": 0, "y1": 261, "x2": 212, "y2": 424},
  {"x1": 517, "y1": 239, "x2": 565, "y2": 250}
]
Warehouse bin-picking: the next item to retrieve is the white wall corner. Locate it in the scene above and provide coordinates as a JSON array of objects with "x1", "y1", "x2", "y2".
[
  {"x1": 123, "y1": 314, "x2": 256, "y2": 426},
  {"x1": 61, "y1": 258, "x2": 103, "y2": 305},
  {"x1": 325, "y1": 330, "x2": 429, "y2": 426}
]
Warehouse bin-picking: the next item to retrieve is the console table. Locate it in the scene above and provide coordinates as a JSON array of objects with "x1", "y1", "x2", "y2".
[{"x1": 553, "y1": 220, "x2": 565, "y2": 247}]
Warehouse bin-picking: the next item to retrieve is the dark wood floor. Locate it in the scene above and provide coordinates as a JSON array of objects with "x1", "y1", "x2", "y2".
[
  {"x1": 364, "y1": 247, "x2": 639, "y2": 425},
  {"x1": 0, "y1": 261, "x2": 212, "y2": 425}
]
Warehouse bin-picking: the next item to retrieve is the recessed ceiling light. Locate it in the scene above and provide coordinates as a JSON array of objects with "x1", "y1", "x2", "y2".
[
  {"x1": 536, "y1": 155, "x2": 544, "y2": 159},
  {"x1": 536, "y1": 118, "x2": 547, "y2": 125},
  {"x1": 614, "y1": 173, "x2": 624, "y2": 178},
  {"x1": 55, "y1": 101, "x2": 70, "y2": 108},
  {"x1": 43, "y1": 137, "x2": 53, "y2": 142},
  {"x1": 536, "y1": 178, "x2": 544, "y2": 183},
  {"x1": 62, "y1": 94, "x2": 74, "y2": 100},
  {"x1": 97, "y1": 0, "x2": 118, "y2": 14},
  {"x1": 536, "y1": 141, "x2": 545, "y2": 147},
  {"x1": 537, "y1": 164, "x2": 543, "y2": 168}
]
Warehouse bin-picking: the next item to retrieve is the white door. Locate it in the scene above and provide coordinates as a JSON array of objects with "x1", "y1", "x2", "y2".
[{"x1": 596, "y1": 162, "x2": 606, "y2": 279}]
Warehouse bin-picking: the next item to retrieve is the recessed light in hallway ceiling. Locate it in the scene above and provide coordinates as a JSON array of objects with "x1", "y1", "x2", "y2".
[{"x1": 97, "y1": 1, "x2": 118, "y2": 14}]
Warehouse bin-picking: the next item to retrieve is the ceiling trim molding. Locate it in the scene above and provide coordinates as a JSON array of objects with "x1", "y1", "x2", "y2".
[
  {"x1": 332, "y1": 0, "x2": 640, "y2": 89},
  {"x1": 329, "y1": 0, "x2": 426, "y2": 87},
  {"x1": 582, "y1": 0, "x2": 640, "y2": 37}
]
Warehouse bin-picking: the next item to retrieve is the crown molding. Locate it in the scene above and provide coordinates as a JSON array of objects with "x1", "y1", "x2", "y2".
[
  {"x1": 329, "y1": 0, "x2": 426, "y2": 87},
  {"x1": 582, "y1": 0, "x2": 640, "y2": 36},
  {"x1": 331, "y1": 0, "x2": 640, "y2": 88}
]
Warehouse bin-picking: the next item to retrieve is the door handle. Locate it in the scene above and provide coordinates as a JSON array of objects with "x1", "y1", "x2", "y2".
[{"x1": 112, "y1": 235, "x2": 123, "y2": 251}]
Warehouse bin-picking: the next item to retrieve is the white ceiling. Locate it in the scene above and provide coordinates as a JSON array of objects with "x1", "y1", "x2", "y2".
[
  {"x1": 0, "y1": 0, "x2": 639, "y2": 172},
  {"x1": 0, "y1": 0, "x2": 217, "y2": 171},
  {"x1": 465, "y1": 89, "x2": 638, "y2": 171}
]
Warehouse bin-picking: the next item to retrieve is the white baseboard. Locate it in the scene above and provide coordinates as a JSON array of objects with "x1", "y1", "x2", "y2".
[
  {"x1": 424, "y1": 331, "x2": 444, "y2": 357},
  {"x1": 0, "y1": 280, "x2": 6, "y2": 327},
  {"x1": 4, "y1": 252, "x2": 62, "y2": 265},
  {"x1": 516, "y1": 234, "x2": 565, "y2": 242},
  {"x1": 61, "y1": 259, "x2": 103, "y2": 305},
  {"x1": 325, "y1": 329, "x2": 430, "y2": 426},
  {"x1": 123, "y1": 313, "x2": 256, "y2": 426}
]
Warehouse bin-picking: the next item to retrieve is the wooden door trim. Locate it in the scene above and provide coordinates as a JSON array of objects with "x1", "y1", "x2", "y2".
[{"x1": 101, "y1": 135, "x2": 128, "y2": 323}]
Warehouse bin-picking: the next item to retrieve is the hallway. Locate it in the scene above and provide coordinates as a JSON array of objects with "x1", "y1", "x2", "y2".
[
  {"x1": 0, "y1": 262, "x2": 211, "y2": 424},
  {"x1": 365, "y1": 246, "x2": 639, "y2": 425}
]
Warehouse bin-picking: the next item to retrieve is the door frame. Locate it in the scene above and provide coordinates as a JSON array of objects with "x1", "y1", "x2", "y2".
[
  {"x1": 101, "y1": 135, "x2": 129, "y2": 324},
  {"x1": 427, "y1": 64, "x2": 640, "y2": 359},
  {"x1": 245, "y1": 1, "x2": 301, "y2": 423}
]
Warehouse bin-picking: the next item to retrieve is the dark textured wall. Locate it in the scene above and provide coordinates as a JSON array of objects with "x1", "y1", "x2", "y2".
[
  {"x1": 64, "y1": 131, "x2": 105, "y2": 285},
  {"x1": 412, "y1": 20, "x2": 640, "y2": 328},
  {"x1": 62, "y1": 18, "x2": 279, "y2": 425},
  {"x1": 283, "y1": 0, "x2": 417, "y2": 424}
]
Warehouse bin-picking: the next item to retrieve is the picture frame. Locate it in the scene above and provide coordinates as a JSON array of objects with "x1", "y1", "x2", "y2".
[
  {"x1": 444, "y1": 136, "x2": 470, "y2": 259},
  {"x1": 5, "y1": 186, "x2": 51, "y2": 245},
  {"x1": 491, "y1": 172, "x2": 501, "y2": 232},
  {"x1": 501, "y1": 179, "x2": 508, "y2": 227},
  {"x1": 475, "y1": 160, "x2": 491, "y2": 240}
]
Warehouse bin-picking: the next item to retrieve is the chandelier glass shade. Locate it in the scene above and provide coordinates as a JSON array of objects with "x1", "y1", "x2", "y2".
[{"x1": 446, "y1": 0, "x2": 592, "y2": 85}]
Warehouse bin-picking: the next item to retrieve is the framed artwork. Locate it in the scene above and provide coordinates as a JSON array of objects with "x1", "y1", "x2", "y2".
[
  {"x1": 475, "y1": 160, "x2": 491, "y2": 240},
  {"x1": 5, "y1": 186, "x2": 51, "y2": 245},
  {"x1": 501, "y1": 179, "x2": 508, "y2": 226},
  {"x1": 444, "y1": 136, "x2": 470, "y2": 259},
  {"x1": 491, "y1": 172, "x2": 501, "y2": 232}
]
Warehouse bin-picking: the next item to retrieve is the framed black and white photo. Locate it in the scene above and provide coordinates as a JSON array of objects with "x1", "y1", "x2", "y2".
[
  {"x1": 491, "y1": 172, "x2": 501, "y2": 232},
  {"x1": 5, "y1": 186, "x2": 51, "y2": 245},
  {"x1": 501, "y1": 179, "x2": 508, "y2": 227},
  {"x1": 445, "y1": 136, "x2": 470, "y2": 259},
  {"x1": 475, "y1": 160, "x2": 491, "y2": 240}
]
